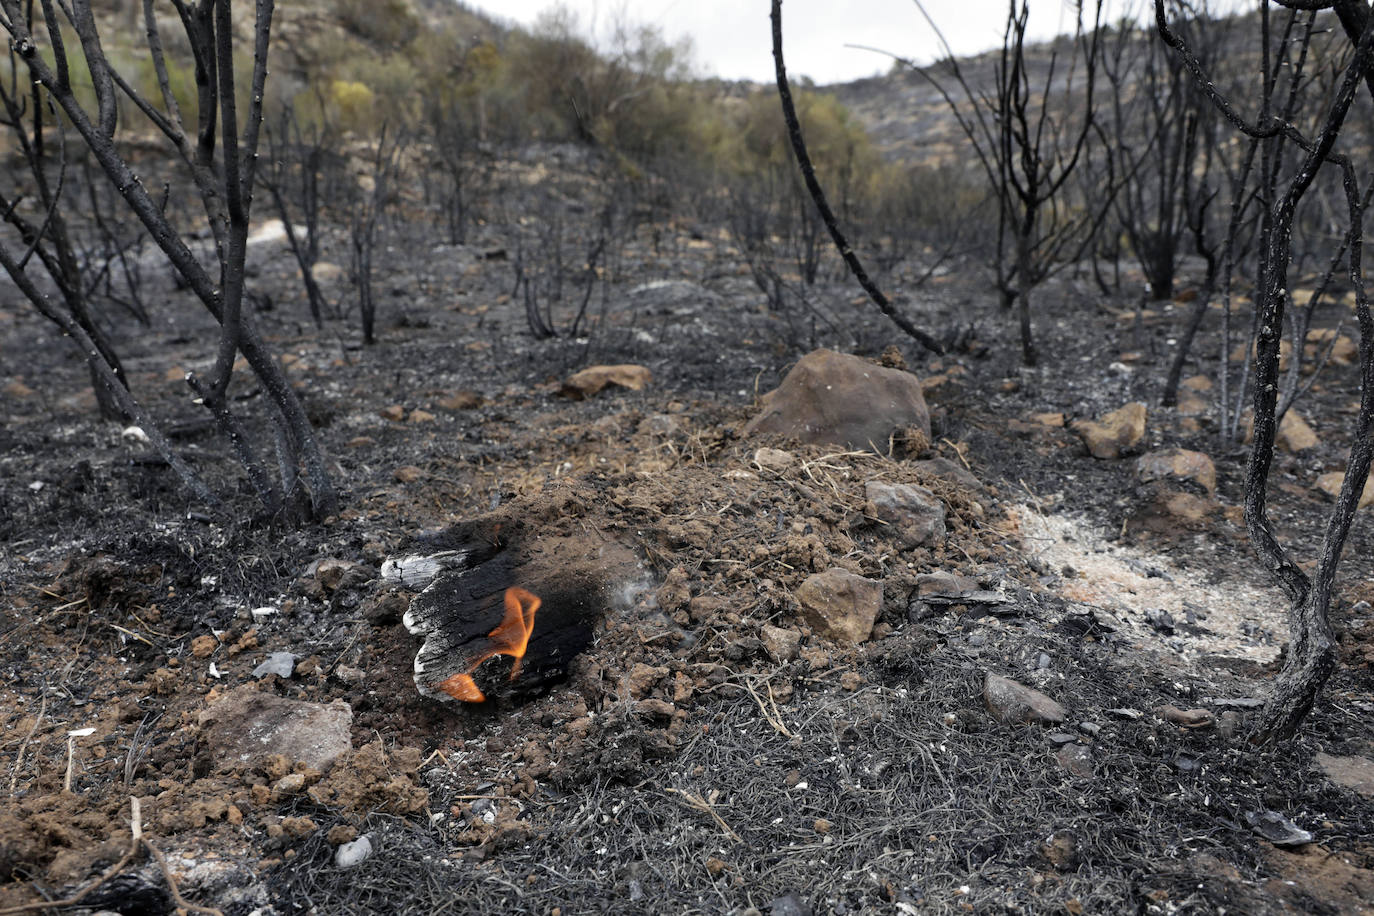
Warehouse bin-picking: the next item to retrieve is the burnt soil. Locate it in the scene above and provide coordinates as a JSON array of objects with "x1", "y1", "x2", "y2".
[{"x1": 2, "y1": 144, "x2": 1374, "y2": 915}]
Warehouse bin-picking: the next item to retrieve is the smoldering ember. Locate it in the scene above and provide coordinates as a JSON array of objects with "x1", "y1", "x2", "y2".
[{"x1": 2, "y1": 1, "x2": 1374, "y2": 913}]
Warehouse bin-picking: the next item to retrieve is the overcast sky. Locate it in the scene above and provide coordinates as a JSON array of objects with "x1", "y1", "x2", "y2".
[{"x1": 461, "y1": 0, "x2": 1098, "y2": 85}]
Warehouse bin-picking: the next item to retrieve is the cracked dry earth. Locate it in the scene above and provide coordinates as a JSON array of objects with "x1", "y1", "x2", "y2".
[{"x1": 2, "y1": 168, "x2": 1374, "y2": 913}]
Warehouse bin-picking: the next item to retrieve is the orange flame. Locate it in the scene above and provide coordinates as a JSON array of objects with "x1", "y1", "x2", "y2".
[{"x1": 436, "y1": 586, "x2": 541, "y2": 702}]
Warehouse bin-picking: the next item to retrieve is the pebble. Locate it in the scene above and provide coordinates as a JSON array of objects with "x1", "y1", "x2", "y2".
[
  {"x1": 335, "y1": 835, "x2": 373, "y2": 868},
  {"x1": 253, "y1": 652, "x2": 299, "y2": 678}
]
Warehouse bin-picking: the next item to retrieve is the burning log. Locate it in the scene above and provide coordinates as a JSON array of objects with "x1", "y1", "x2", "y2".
[{"x1": 395, "y1": 510, "x2": 640, "y2": 704}]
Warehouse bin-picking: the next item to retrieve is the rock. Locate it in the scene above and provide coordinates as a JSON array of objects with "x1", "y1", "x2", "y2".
[
  {"x1": 1315, "y1": 753, "x2": 1374, "y2": 798},
  {"x1": 795, "y1": 568, "x2": 884, "y2": 645},
  {"x1": 1039, "y1": 830, "x2": 1078, "y2": 869},
  {"x1": 1182, "y1": 374, "x2": 1213, "y2": 392},
  {"x1": 272, "y1": 772, "x2": 306, "y2": 799},
  {"x1": 1057, "y1": 744, "x2": 1094, "y2": 779},
  {"x1": 561, "y1": 364, "x2": 652, "y2": 398},
  {"x1": 1315, "y1": 471, "x2": 1374, "y2": 509},
  {"x1": 760, "y1": 624, "x2": 802, "y2": 663},
  {"x1": 191, "y1": 635, "x2": 218, "y2": 659},
  {"x1": 1137, "y1": 448, "x2": 1217, "y2": 495},
  {"x1": 310, "y1": 558, "x2": 365, "y2": 593},
  {"x1": 865, "y1": 480, "x2": 947, "y2": 548},
  {"x1": 1156, "y1": 705, "x2": 1216, "y2": 728},
  {"x1": 1278, "y1": 411, "x2": 1319, "y2": 452},
  {"x1": 393, "y1": 466, "x2": 423, "y2": 483},
  {"x1": 378, "y1": 405, "x2": 405, "y2": 422},
  {"x1": 983, "y1": 672, "x2": 1067, "y2": 726},
  {"x1": 407, "y1": 409, "x2": 436, "y2": 423},
  {"x1": 1031, "y1": 412, "x2": 1066, "y2": 428},
  {"x1": 1145, "y1": 609, "x2": 1175, "y2": 634},
  {"x1": 742, "y1": 349, "x2": 931, "y2": 451},
  {"x1": 1072, "y1": 402, "x2": 1147, "y2": 459},
  {"x1": 198, "y1": 686, "x2": 352, "y2": 772},
  {"x1": 436, "y1": 390, "x2": 483, "y2": 410},
  {"x1": 335, "y1": 835, "x2": 373, "y2": 868},
  {"x1": 752, "y1": 447, "x2": 796, "y2": 473},
  {"x1": 911, "y1": 456, "x2": 982, "y2": 491},
  {"x1": 914, "y1": 571, "x2": 980, "y2": 600},
  {"x1": 635, "y1": 698, "x2": 676, "y2": 719},
  {"x1": 311, "y1": 261, "x2": 344, "y2": 283},
  {"x1": 3, "y1": 378, "x2": 35, "y2": 399},
  {"x1": 769, "y1": 893, "x2": 813, "y2": 916},
  {"x1": 1245, "y1": 809, "x2": 1313, "y2": 847},
  {"x1": 1305, "y1": 327, "x2": 1358, "y2": 365},
  {"x1": 1161, "y1": 491, "x2": 1215, "y2": 524},
  {"x1": 625, "y1": 663, "x2": 668, "y2": 699},
  {"x1": 252, "y1": 652, "x2": 299, "y2": 678}
]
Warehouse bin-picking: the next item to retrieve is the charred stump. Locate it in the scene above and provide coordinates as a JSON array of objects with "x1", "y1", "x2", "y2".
[{"x1": 391, "y1": 506, "x2": 640, "y2": 704}]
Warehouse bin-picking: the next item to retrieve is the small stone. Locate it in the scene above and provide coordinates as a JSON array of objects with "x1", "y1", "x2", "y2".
[
  {"x1": 983, "y1": 672, "x2": 1067, "y2": 726},
  {"x1": 1277, "y1": 410, "x2": 1319, "y2": 452},
  {"x1": 191, "y1": 635, "x2": 218, "y2": 658},
  {"x1": 1156, "y1": 705, "x2": 1216, "y2": 728},
  {"x1": 407, "y1": 409, "x2": 436, "y2": 424},
  {"x1": 914, "y1": 570, "x2": 979, "y2": 600},
  {"x1": 1245, "y1": 809, "x2": 1313, "y2": 847},
  {"x1": 1056, "y1": 744, "x2": 1093, "y2": 778},
  {"x1": 393, "y1": 465, "x2": 424, "y2": 483},
  {"x1": 752, "y1": 448, "x2": 797, "y2": 473},
  {"x1": 311, "y1": 261, "x2": 344, "y2": 283},
  {"x1": 865, "y1": 480, "x2": 947, "y2": 548},
  {"x1": 378, "y1": 405, "x2": 405, "y2": 422},
  {"x1": 1078, "y1": 722, "x2": 1101, "y2": 737},
  {"x1": 625, "y1": 663, "x2": 668, "y2": 699},
  {"x1": 795, "y1": 568, "x2": 884, "y2": 645},
  {"x1": 437, "y1": 390, "x2": 483, "y2": 410},
  {"x1": 272, "y1": 773, "x2": 306, "y2": 799},
  {"x1": 1047, "y1": 732, "x2": 1078, "y2": 745},
  {"x1": 1031, "y1": 412, "x2": 1065, "y2": 427},
  {"x1": 635, "y1": 698, "x2": 676, "y2": 719},
  {"x1": 199, "y1": 686, "x2": 352, "y2": 772},
  {"x1": 253, "y1": 652, "x2": 299, "y2": 679},
  {"x1": 3, "y1": 378, "x2": 35, "y2": 398},
  {"x1": 280, "y1": 815, "x2": 317, "y2": 838},
  {"x1": 335, "y1": 835, "x2": 373, "y2": 868},
  {"x1": 1137, "y1": 448, "x2": 1217, "y2": 494},
  {"x1": 1181, "y1": 374, "x2": 1212, "y2": 393},
  {"x1": 561, "y1": 364, "x2": 652, "y2": 398},
  {"x1": 813, "y1": 818, "x2": 831, "y2": 834},
  {"x1": 769, "y1": 893, "x2": 813, "y2": 916},
  {"x1": 911, "y1": 456, "x2": 982, "y2": 491},
  {"x1": 1072, "y1": 402, "x2": 1147, "y2": 459},
  {"x1": 1145, "y1": 609, "x2": 1175, "y2": 634},
  {"x1": 760, "y1": 624, "x2": 802, "y2": 663},
  {"x1": 839, "y1": 671, "x2": 863, "y2": 691},
  {"x1": 1315, "y1": 471, "x2": 1374, "y2": 510},
  {"x1": 705, "y1": 856, "x2": 728, "y2": 876},
  {"x1": 1039, "y1": 830, "x2": 1077, "y2": 869}
]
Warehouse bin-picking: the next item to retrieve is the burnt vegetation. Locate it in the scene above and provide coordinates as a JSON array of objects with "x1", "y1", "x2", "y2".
[{"x1": 1, "y1": 0, "x2": 1374, "y2": 913}]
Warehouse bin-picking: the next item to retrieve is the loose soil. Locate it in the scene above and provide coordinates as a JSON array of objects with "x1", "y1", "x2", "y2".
[{"x1": 1, "y1": 144, "x2": 1373, "y2": 914}]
